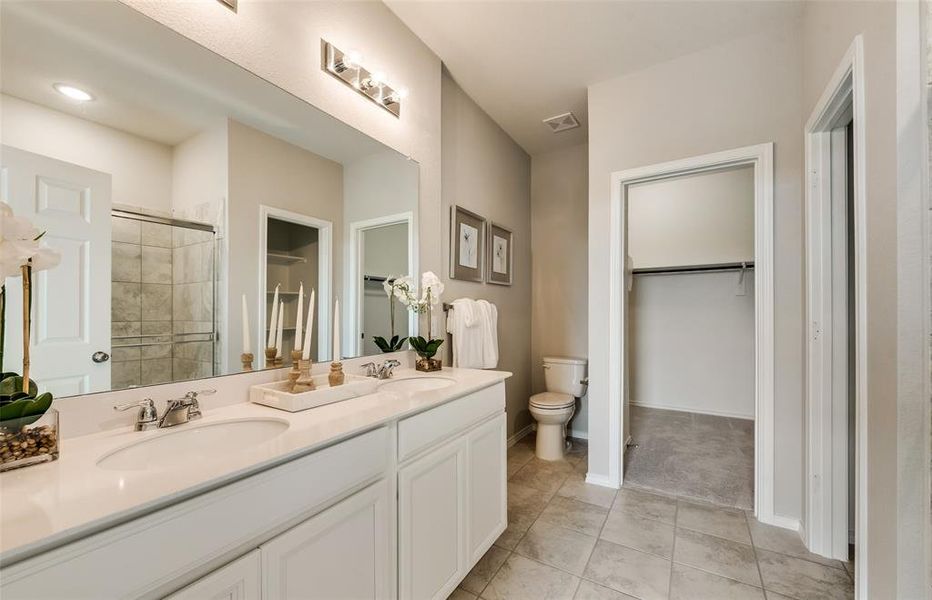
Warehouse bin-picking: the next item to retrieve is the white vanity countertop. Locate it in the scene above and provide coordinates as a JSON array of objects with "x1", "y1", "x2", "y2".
[{"x1": 0, "y1": 368, "x2": 510, "y2": 565}]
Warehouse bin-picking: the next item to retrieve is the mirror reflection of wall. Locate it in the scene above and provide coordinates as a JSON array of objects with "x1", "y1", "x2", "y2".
[{"x1": 0, "y1": 0, "x2": 419, "y2": 397}]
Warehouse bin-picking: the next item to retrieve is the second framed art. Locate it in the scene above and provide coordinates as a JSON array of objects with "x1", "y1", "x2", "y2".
[
  {"x1": 487, "y1": 222, "x2": 513, "y2": 286},
  {"x1": 450, "y1": 205, "x2": 486, "y2": 282}
]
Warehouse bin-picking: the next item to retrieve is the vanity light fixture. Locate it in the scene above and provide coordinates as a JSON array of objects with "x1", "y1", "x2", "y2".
[
  {"x1": 322, "y1": 40, "x2": 404, "y2": 117},
  {"x1": 53, "y1": 83, "x2": 94, "y2": 102}
]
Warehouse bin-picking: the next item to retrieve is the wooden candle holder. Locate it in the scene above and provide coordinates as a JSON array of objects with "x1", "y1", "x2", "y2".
[
  {"x1": 241, "y1": 352, "x2": 254, "y2": 371},
  {"x1": 287, "y1": 350, "x2": 303, "y2": 391},
  {"x1": 328, "y1": 362, "x2": 345, "y2": 387},
  {"x1": 265, "y1": 347, "x2": 278, "y2": 368},
  {"x1": 293, "y1": 359, "x2": 316, "y2": 393}
]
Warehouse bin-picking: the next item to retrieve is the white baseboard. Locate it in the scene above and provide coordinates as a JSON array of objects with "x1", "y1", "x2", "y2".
[
  {"x1": 568, "y1": 428, "x2": 588, "y2": 440},
  {"x1": 585, "y1": 473, "x2": 618, "y2": 489},
  {"x1": 757, "y1": 512, "x2": 800, "y2": 532},
  {"x1": 629, "y1": 400, "x2": 754, "y2": 421},
  {"x1": 507, "y1": 424, "x2": 534, "y2": 447}
]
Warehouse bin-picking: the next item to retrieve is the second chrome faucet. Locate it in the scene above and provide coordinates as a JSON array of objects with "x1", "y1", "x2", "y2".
[
  {"x1": 361, "y1": 359, "x2": 401, "y2": 380},
  {"x1": 114, "y1": 389, "x2": 215, "y2": 431}
]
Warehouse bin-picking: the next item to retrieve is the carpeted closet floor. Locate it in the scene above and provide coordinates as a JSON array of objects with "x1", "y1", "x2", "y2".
[{"x1": 624, "y1": 406, "x2": 755, "y2": 510}]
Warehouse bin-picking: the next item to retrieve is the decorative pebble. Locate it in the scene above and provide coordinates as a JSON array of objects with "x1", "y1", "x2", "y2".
[{"x1": 0, "y1": 424, "x2": 58, "y2": 467}]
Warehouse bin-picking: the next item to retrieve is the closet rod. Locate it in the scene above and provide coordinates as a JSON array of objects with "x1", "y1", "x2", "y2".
[
  {"x1": 631, "y1": 261, "x2": 754, "y2": 275},
  {"x1": 363, "y1": 275, "x2": 395, "y2": 283}
]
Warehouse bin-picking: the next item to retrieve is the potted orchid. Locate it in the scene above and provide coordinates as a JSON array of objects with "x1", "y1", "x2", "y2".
[
  {"x1": 397, "y1": 272, "x2": 445, "y2": 372},
  {"x1": 372, "y1": 277, "x2": 409, "y2": 353},
  {"x1": 0, "y1": 203, "x2": 61, "y2": 470}
]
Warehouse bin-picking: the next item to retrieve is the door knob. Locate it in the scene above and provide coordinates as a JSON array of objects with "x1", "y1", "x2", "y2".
[{"x1": 92, "y1": 351, "x2": 110, "y2": 363}]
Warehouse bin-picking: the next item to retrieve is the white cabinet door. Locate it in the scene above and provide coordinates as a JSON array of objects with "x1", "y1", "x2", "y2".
[
  {"x1": 398, "y1": 436, "x2": 467, "y2": 600},
  {"x1": 165, "y1": 550, "x2": 260, "y2": 600},
  {"x1": 466, "y1": 413, "x2": 507, "y2": 563},
  {"x1": 262, "y1": 480, "x2": 392, "y2": 600}
]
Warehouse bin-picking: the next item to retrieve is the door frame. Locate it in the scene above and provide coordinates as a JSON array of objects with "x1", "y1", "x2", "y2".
[
  {"x1": 346, "y1": 211, "x2": 417, "y2": 357},
  {"x1": 606, "y1": 143, "x2": 776, "y2": 523},
  {"x1": 258, "y1": 205, "x2": 332, "y2": 365},
  {"x1": 803, "y1": 35, "x2": 867, "y2": 581}
]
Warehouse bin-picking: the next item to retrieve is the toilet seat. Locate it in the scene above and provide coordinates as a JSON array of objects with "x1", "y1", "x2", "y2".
[{"x1": 529, "y1": 392, "x2": 574, "y2": 409}]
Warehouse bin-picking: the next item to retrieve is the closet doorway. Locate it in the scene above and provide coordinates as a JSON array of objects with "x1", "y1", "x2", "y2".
[
  {"x1": 607, "y1": 144, "x2": 777, "y2": 523},
  {"x1": 625, "y1": 165, "x2": 756, "y2": 509}
]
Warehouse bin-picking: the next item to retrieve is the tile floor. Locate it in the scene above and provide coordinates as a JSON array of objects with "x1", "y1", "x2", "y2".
[
  {"x1": 451, "y1": 434, "x2": 853, "y2": 600},
  {"x1": 624, "y1": 406, "x2": 755, "y2": 509}
]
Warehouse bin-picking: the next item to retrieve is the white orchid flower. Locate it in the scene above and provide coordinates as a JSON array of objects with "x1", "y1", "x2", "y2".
[
  {"x1": 392, "y1": 275, "x2": 418, "y2": 307},
  {"x1": 29, "y1": 245, "x2": 61, "y2": 272},
  {"x1": 420, "y1": 271, "x2": 444, "y2": 305},
  {"x1": 1, "y1": 204, "x2": 40, "y2": 243},
  {"x1": 382, "y1": 276, "x2": 397, "y2": 297},
  {"x1": 0, "y1": 203, "x2": 60, "y2": 278}
]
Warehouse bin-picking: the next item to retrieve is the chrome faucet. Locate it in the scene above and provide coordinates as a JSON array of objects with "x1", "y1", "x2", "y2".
[
  {"x1": 113, "y1": 398, "x2": 158, "y2": 431},
  {"x1": 361, "y1": 359, "x2": 401, "y2": 380},
  {"x1": 114, "y1": 389, "x2": 215, "y2": 431}
]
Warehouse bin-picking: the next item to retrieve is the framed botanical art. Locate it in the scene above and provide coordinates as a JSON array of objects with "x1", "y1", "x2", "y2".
[
  {"x1": 487, "y1": 222, "x2": 513, "y2": 286},
  {"x1": 450, "y1": 205, "x2": 485, "y2": 282}
]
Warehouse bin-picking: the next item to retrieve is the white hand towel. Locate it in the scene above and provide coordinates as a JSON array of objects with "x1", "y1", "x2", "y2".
[
  {"x1": 476, "y1": 300, "x2": 499, "y2": 369},
  {"x1": 446, "y1": 298, "x2": 484, "y2": 368}
]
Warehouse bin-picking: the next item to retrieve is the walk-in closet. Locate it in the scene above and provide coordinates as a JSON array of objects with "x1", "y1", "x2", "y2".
[{"x1": 624, "y1": 165, "x2": 756, "y2": 509}]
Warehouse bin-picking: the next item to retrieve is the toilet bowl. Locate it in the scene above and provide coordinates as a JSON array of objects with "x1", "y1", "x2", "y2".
[{"x1": 529, "y1": 356, "x2": 587, "y2": 461}]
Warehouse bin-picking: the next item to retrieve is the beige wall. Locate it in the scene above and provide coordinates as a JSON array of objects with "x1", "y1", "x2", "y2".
[
  {"x1": 628, "y1": 166, "x2": 754, "y2": 269},
  {"x1": 171, "y1": 125, "x2": 228, "y2": 225},
  {"x1": 227, "y1": 119, "x2": 344, "y2": 370},
  {"x1": 587, "y1": 17, "x2": 805, "y2": 516},
  {"x1": 442, "y1": 69, "x2": 532, "y2": 439},
  {"x1": 530, "y1": 143, "x2": 589, "y2": 437},
  {"x1": 802, "y1": 2, "x2": 899, "y2": 596},
  {"x1": 0, "y1": 93, "x2": 173, "y2": 213}
]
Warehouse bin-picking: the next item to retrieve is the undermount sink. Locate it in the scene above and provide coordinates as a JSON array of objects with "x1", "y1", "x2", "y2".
[
  {"x1": 379, "y1": 376, "x2": 456, "y2": 394},
  {"x1": 97, "y1": 418, "x2": 289, "y2": 471}
]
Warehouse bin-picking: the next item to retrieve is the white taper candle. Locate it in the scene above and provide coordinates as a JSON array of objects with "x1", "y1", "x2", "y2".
[
  {"x1": 294, "y1": 283, "x2": 304, "y2": 351},
  {"x1": 241, "y1": 294, "x2": 250, "y2": 354},
  {"x1": 302, "y1": 288, "x2": 315, "y2": 360},
  {"x1": 332, "y1": 299, "x2": 340, "y2": 362},
  {"x1": 275, "y1": 300, "x2": 284, "y2": 358},
  {"x1": 267, "y1": 284, "x2": 280, "y2": 348}
]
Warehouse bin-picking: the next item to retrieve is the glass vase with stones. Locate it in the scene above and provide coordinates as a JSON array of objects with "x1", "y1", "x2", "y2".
[
  {"x1": 415, "y1": 356, "x2": 442, "y2": 372},
  {"x1": 0, "y1": 408, "x2": 59, "y2": 471}
]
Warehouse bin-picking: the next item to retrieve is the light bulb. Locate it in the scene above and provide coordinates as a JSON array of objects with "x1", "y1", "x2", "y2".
[
  {"x1": 394, "y1": 87, "x2": 409, "y2": 100},
  {"x1": 53, "y1": 83, "x2": 94, "y2": 102},
  {"x1": 344, "y1": 50, "x2": 362, "y2": 69},
  {"x1": 370, "y1": 71, "x2": 386, "y2": 86}
]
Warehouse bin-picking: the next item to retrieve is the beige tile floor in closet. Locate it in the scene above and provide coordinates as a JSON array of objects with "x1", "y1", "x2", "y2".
[{"x1": 448, "y1": 434, "x2": 854, "y2": 600}]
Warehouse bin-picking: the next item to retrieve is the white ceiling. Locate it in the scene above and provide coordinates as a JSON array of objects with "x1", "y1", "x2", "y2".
[
  {"x1": 386, "y1": 1, "x2": 802, "y2": 155},
  {"x1": 1, "y1": 1, "x2": 394, "y2": 163}
]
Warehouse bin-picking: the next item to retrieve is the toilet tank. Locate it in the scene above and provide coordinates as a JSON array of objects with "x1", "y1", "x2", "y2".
[{"x1": 542, "y1": 356, "x2": 588, "y2": 397}]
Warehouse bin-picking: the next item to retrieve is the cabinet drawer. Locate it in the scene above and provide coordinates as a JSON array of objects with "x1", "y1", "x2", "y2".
[
  {"x1": 397, "y1": 382, "x2": 505, "y2": 463},
  {"x1": 1, "y1": 427, "x2": 390, "y2": 600}
]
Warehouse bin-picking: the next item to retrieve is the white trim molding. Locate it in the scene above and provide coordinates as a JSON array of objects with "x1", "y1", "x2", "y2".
[
  {"x1": 802, "y1": 36, "x2": 867, "y2": 588},
  {"x1": 258, "y1": 205, "x2": 333, "y2": 366},
  {"x1": 607, "y1": 144, "x2": 776, "y2": 526}
]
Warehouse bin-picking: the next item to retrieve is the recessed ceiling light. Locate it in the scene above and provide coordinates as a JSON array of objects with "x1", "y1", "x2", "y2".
[{"x1": 53, "y1": 83, "x2": 94, "y2": 102}]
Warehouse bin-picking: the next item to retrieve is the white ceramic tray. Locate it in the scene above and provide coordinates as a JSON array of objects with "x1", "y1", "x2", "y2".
[{"x1": 249, "y1": 374, "x2": 379, "y2": 412}]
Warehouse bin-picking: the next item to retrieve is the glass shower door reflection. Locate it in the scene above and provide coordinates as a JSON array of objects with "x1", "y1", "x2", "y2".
[{"x1": 110, "y1": 213, "x2": 217, "y2": 390}]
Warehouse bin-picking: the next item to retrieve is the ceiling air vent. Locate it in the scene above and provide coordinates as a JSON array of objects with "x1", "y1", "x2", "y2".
[{"x1": 542, "y1": 112, "x2": 580, "y2": 133}]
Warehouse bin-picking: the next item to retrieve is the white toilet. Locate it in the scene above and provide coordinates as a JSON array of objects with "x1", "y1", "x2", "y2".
[{"x1": 529, "y1": 356, "x2": 588, "y2": 461}]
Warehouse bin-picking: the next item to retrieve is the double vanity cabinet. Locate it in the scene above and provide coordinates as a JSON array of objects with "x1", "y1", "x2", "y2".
[{"x1": 0, "y1": 372, "x2": 508, "y2": 600}]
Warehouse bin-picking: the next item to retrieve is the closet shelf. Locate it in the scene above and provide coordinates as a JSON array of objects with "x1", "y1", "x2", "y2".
[
  {"x1": 267, "y1": 291, "x2": 301, "y2": 297},
  {"x1": 267, "y1": 252, "x2": 307, "y2": 264}
]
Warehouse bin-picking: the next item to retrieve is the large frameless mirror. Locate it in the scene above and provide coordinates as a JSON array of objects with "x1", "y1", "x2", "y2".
[{"x1": 0, "y1": 0, "x2": 419, "y2": 397}]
